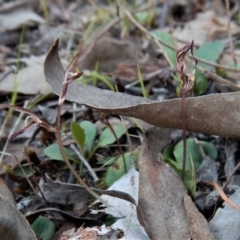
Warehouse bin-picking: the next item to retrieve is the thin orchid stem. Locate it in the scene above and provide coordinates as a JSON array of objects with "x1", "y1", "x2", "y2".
[{"x1": 181, "y1": 90, "x2": 187, "y2": 182}]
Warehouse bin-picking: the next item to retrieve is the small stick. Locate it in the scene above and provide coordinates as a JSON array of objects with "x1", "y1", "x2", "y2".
[
  {"x1": 23, "y1": 147, "x2": 49, "y2": 206},
  {"x1": 14, "y1": 155, "x2": 38, "y2": 196},
  {"x1": 224, "y1": 0, "x2": 238, "y2": 68},
  {"x1": 70, "y1": 144, "x2": 99, "y2": 182},
  {"x1": 0, "y1": 100, "x2": 29, "y2": 164}
]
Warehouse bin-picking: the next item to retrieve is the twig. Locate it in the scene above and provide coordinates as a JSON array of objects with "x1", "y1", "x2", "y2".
[
  {"x1": 70, "y1": 144, "x2": 99, "y2": 182},
  {"x1": 24, "y1": 127, "x2": 41, "y2": 148},
  {"x1": 14, "y1": 155, "x2": 38, "y2": 196},
  {"x1": 125, "y1": 69, "x2": 163, "y2": 89},
  {"x1": 197, "y1": 65, "x2": 240, "y2": 91},
  {"x1": 0, "y1": 100, "x2": 29, "y2": 164},
  {"x1": 192, "y1": 55, "x2": 240, "y2": 73},
  {"x1": 213, "y1": 182, "x2": 240, "y2": 212},
  {"x1": 23, "y1": 147, "x2": 49, "y2": 206},
  {"x1": 209, "y1": 160, "x2": 240, "y2": 220},
  {"x1": 194, "y1": 138, "x2": 206, "y2": 159},
  {"x1": 223, "y1": 161, "x2": 240, "y2": 192},
  {"x1": 224, "y1": 0, "x2": 238, "y2": 68}
]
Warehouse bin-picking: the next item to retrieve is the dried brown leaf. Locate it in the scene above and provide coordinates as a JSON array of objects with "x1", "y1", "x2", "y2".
[
  {"x1": 173, "y1": 11, "x2": 240, "y2": 45},
  {"x1": 0, "y1": 9, "x2": 45, "y2": 31},
  {"x1": 92, "y1": 167, "x2": 149, "y2": 240},
  {"x1": 40, "y1": 175, "x2": 137, "y2": 206},
  {"x1": 209, "y1": 189, "x2": 240, "y2": 239},
  {"x1": 0, "y1": 56, "x2": 51, "y2": 94},
  {"x1": 44, "y1": 39, "x2": 240, "y2": 138},
  {"x1": 25, "y1": 207, "x2": 102, "y2": 227},
  {"x1": 112, "y1": 60, "x2": 163, "y2": 81},
  {"x1": 0, "y1": 177, "x2": 15, "y2": 205},
  {"x1": 0, "y1": 195, "x2": 36, "y2": 240},
  {"x1": 77, "y1": 37, "x2": 143, "y2": 72},
  {"x1": 183, "y1": 195, "x2": 214, "y2": 240},
  {"x1": 137, "y1": 127, "x2": 190, "y2": 240}
]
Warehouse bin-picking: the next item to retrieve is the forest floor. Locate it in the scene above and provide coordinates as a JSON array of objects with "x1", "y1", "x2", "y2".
[{"x1": 0, "y1": 0, "x2": 240, "y2": 239}]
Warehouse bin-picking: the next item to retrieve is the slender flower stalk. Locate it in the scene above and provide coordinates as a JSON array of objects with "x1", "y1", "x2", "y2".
[
  {"x1": 161, "y1": 41, "x2": 197, "y2": 183},
  {"x1": 176, "y1": 41, "x2": 197, "y2": 183}
]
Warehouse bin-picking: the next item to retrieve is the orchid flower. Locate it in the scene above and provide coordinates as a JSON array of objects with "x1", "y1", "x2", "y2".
[{"x1": 176, "y1": 40, "x2": 198, "y2": 93}]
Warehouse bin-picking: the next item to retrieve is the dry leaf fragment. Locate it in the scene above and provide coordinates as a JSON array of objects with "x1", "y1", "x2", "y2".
[
  {"x1": 77, "y1": 36, "x2": 143, "y2": 72},
  {"x1": 40, "y1": 175, "x2": 137, "y2": 206},
  {"x1": 173, "y1": 11, "x2": 240, "y2": 45},
  {"x1": 112, "y1": 59, "x2": 164, "y2": 81},
  {"x1": 137, "y1": 127, "x2": 190, "y2": 240},
  {"x1": 183, "y1": 195, "x2": 214, "y2": 240},
  {"x1": 0, "y1": 177, "x2": 15, "y2": 205},
  {"x1": 196, "y1": 156, "x2": 220, "y2": 183},
  {"x1": 0, "y1": 10, "x2": 45, "y2": 31},
  {"x1": 0, "y1": 56, "x2": 51, "y2": 94},
  {"x1": 0, "y1": 195, "x2": 36, "y2": 240},
  {"x1": 209, "y1": 189, "x2": 240, "y2": 240},
  {"x1": 92, "y1": 167, "x2": 149, "y2": 240},
  {"x1": 25, "y1": 207, "x2": 102, "y2": 227},
  {"x1": 44, "y1": 39, "x2": 240, "y2": 138},
  {"x1": 60, "y1": 226, "x2": 122, "y2": 240}
]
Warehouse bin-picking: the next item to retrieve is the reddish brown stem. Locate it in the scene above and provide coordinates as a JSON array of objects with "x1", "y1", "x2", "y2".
[{"x1": 181, "y1": 90, "x2": 187, "y2": 182}]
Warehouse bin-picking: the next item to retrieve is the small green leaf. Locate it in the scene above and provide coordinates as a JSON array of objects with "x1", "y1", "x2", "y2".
[
  {"x1": 162, "y1": 146, "x2": 175, "y2": 161},
  {"x1": 227, "y1": 62, "x2": 240, "y2": 69},
  {"x1": 105, "y1": 154, "x2": 131, "y2": 186},
  {"x1": 185, "y1": 175, "x2": 196, "y2": 195},
  {"x1": 201, "y1": 141, "x2": 218, "y2": 160},
  {"x1": 151, "y1": 31, "x2": 177, "y2": 67},
  {"x1": 195, "y1": 40, "x2": 224, "y2": 71},
  {"x1": 31, "y1": 216, "x2": 55, "y2": 240},
  {"x1": 164, "y1": 156, "x2": 196, "y2": 195},
  {"x1": 194, "y1": 70, "x2": 208, "y2": 95},
  {"x1": 14, "y1": 165, "x2": 32, "y2": 177},
  {"x1": 135, "y1": 11, "x2": 149, "y2": 25},
  {"x1": 163, "y1": 148, "x2": 196, "y2": 195},
  {"x1": 44, "y1": 143, "x2": 75, "y2": 161},
  {"x1": 71, "y1": 121, "x2": 85, "y2": 151},
  {"x1": 194, "y1": 41, "x2": 224, "y2": 95},
  {"x1": 80, "y1": 121, "x2": 97, "y2": 152},
  {"x1": 98, "y1": 125, "x2": 127, "y2": 147},
  {"x1": 173, "y1": 138, "x2": 217, "y2": 172}
]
